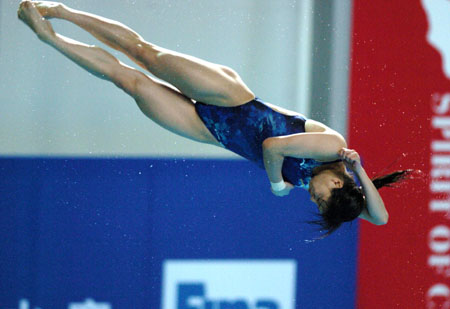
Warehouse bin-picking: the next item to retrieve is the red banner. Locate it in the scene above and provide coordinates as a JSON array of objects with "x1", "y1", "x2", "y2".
[{"x1": 350, "y1": 1, "x2": 450, "y2": 308}]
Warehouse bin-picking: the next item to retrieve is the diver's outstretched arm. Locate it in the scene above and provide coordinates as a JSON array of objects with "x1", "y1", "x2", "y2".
[{"x1": 339, "y1": 148, "x2": 389, "y2": 225}]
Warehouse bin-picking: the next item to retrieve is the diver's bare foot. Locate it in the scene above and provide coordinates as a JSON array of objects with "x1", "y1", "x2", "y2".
[
  {"x1": 18, "y1": 1, "x2": 56, "y2": 42},
  {"x1": 33, "y1": 1, "x2": 66, "y2": 19}
]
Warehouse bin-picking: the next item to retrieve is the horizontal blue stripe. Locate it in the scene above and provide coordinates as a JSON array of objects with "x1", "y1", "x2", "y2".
[{"x1": 0, "y1": 157, "x2": 358, "y2": 308}]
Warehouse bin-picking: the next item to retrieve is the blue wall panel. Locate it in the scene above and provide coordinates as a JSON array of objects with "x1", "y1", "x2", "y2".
[{"x1": 0, "y1": 158, "x2": 358, "y2": 308}]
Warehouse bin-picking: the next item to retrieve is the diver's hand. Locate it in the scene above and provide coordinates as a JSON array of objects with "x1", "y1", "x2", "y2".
[
  {"x1": 338, "y1": 148, "x2": 362, "y2": 173},
  {"x1": 271, "y1": 181, "x2": 294, "y2": 197}
]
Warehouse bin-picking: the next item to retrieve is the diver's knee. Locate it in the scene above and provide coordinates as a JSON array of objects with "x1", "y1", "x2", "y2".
[
  {"x1": 133, "y1": 41, "x2": 161, "y2": 66},
  {"x1": 112, "y1": 67, "x2": 144, "y2": 95},
  {"x1": 220, "y1": 65, "x2": 239, "y2": 79}
]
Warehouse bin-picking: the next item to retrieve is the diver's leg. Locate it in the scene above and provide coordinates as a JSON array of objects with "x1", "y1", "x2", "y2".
[
  {"x1": 33, "y1": 1, "x2": 255, "y2": 106},
  {"x1": 18, "y1": 1, "x2": 220, "y2": 145},
  {"x1": 34, "y1": 1, "x2": 152, "y2": 70}
]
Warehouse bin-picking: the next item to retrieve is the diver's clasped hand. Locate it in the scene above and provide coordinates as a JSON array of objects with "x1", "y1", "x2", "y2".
[
  {"x1": 271, "y1": 181, "x2": 294, "y2": 197},
  {"x1": 338, "y1": 148, "x2": 362, "y2": 173}
]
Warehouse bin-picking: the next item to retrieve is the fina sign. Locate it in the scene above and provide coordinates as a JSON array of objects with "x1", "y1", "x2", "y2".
[{"x1": 161, "y1": 260, "x2": 297, "y2": 309}]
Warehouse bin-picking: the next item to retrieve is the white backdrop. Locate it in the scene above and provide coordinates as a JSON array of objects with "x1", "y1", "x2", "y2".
[{"x1": 1, "y1": 0, "x2": 313, "y2": 157}]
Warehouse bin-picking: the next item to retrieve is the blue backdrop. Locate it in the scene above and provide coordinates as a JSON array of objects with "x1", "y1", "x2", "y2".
[{"x1": 0, "y1": 158, "x2": 358, "y2": 308}]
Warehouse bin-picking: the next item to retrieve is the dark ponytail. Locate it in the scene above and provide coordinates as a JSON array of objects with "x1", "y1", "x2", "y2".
[
  {"x1": 371, "y1": 169, "x2": 415, "y2": 189},
  {"x1": 309, "y1": 169, "x2": 416, "y2": 238}
]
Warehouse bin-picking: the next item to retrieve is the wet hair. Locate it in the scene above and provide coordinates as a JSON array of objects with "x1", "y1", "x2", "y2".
[{"x1": 309, "y1": 169, "x2": 414, "y2": 238}]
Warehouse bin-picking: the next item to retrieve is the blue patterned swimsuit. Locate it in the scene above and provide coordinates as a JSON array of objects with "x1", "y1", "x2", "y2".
[{"x1": 195, "y1": 97, "x2": 334, "y2": 189}]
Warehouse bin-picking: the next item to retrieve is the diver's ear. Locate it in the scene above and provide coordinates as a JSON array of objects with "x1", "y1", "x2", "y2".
[{"x1": 332, "y1": 178, "x2": 344, "y2": 188}]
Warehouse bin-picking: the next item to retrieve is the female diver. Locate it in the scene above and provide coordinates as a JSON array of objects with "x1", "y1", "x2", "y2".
[{"x1": 17, "y1": 1, "x2": 411, "y2": 236}]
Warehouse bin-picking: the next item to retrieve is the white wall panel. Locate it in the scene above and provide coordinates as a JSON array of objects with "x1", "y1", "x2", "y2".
[{"x1": 0, "y1": 0, "x2": 323, "y2": 157}]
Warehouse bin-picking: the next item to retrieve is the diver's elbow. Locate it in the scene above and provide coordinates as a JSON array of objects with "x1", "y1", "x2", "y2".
[{"x1": 374, "y1": 214, "x2": 389, "y2": 225}]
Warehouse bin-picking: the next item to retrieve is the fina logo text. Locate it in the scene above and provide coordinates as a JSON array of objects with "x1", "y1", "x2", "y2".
[
  {"x1": 162, "y1": 260, "x2": 296, "y2": 309},
  {"x1": 178, "y1": 283, "x2": 279, "y2": 309}
]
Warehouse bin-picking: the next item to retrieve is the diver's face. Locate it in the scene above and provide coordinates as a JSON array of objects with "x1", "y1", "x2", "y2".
[{"x1": 309, "y1": 170, "x2": 343, "y2": 212}]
